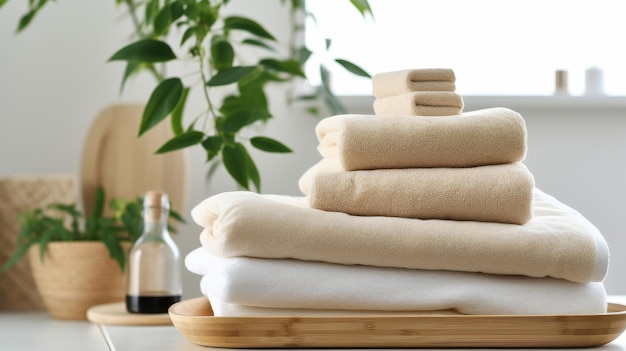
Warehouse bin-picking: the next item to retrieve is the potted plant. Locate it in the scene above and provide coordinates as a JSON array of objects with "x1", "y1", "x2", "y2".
[
  {"x1": 1, "y1": 187, "x2": 184, "y2": 320},
  {"x1": 2, "y1": 0, "x2": 374, "y2": 192}
]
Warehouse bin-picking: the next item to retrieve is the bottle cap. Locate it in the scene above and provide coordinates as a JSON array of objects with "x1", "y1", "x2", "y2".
[{"x1": 144, "y1": 191, "x2": 169, "y2": 221}]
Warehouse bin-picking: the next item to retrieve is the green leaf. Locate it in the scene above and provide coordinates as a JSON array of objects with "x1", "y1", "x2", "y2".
[
  {"x1": 241, "y1": 38, "x2": 276, "y2": 52},
  {"x1": 184, "y1": 0, "x2": 198, "y2": 18},
  {"x1": 0, "y1": 0, "x2": 9, "y2": 9},
  {"x1": 298, "y1": 46, "x2": 312, "y2": 64},
  {"x1": 156, "y1": 130, "x2": 204, "y2": 153},
  {"x1": 168, "y1": 208, "x2": 186, "y2": 229},
  {"x1": 120, "y1": 61, "x2": 141, "y2": 93},
  {"x1": 320, "y1": 66, "x2": 346, "y2": 114},
  {"x1": 202, "y1": 135, "x2": 224, "y2": 158},
  {"x1": 224, "y1": 16, "x2": 276, "y2": 41},
  {"x1": 260, "y1": 59, "x2": 305, "y2": 77},
  {"x1": 306, "y1": 106, "x2": 320, "y2": 116},
  {"x1": 195, "y1": 2, "x2": 219, "y2": 31},
  {"x1": 290, "y1": 0, "x2": 305, "y2": 10},
  {"x1": 139, "y1": 77, "x2": 184, "y2": 136},
  {"x1": 1, "y1": 237, "x2": 36, "y2": 273},
  {"x1": 181, "y1": 26, "x2": 196, "y2": 46},
  {"x1": 38, "y1": 229, "x2": 54, "y2": 262},
  {"x1": 219, "y1": 95, "x2": 246, "y2": 115},
  {"x1": 335, "y1": 58, "x2": 371, "y2": 78},
  {"x1": 17, "y1": 9, "x2": 37, "y2": 33},
  {"x1": 206, "y1": 66, "x2": 256, "y2": 86},
  {"x1": 349, "y1": 0, "x2": 374, "y2": 19},
  {"x1": 222, "y1": 143, "x2": 249, "y2": 190},
  {"x1": 170, "y1": 1, "x2": 184, "y2": 21},
  {"x1": 91, "y1": 186, "x2": 106, "y2": 219},
  {"x1": 205, "y1": 158, "x2": 223, "y2": 185},
  {"x1": 145, "y1": 0, "x2": 159, "y2": 25},
  {"x1": 211, "y1": 40, "x2": 234, "y2": 71},
  {"x1": 153, "y1": 5, "x2": 171, "y2": 36},
  {"x1": 170, "y1": 87, "x2": 189, "y2": 135},
  {"x1": 222, "y1": 111, "x2": 252, "y2": 133},
  {"x1": 239, "y1": 144, "x2": 260, "y2": 192},
  {"x1": 103, "y1": 232, "x2": 125, "y2": 271},
  {"x1": 250, "y1": 136, "x2": 292, "y2": 153},
  {"x1": 108, "y1": 39, "x2": 177, "y2": 63}
]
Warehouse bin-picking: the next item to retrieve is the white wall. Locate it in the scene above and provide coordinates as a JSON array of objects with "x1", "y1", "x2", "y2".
[
  {"x1": 0, "y1": 0, "x2": 319, "y2": 299},
  {"x1": 1, "y1": 1, "x2": 625, "y2": 299}
]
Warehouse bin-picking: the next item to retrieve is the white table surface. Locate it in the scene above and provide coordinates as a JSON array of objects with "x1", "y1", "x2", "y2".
[
  {"x1": 0, "y1": 311, "x2": 107, "y2": 351},
  {"x1": 3, "y1": 296, "x2": 626, "y2": 351}
]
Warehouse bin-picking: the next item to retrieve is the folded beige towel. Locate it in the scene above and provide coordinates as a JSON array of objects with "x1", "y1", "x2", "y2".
[
  {"x1": 299, "y1": 159, "x2": 534, "y2": 224},
  {"x1": 373, "y1": 68, "x2": 456, "y2": 98},
  {"x1": 317, "y1": 108, "x2": 527, "y2": 170},
  {"x1": 191, "y1": 189, "x2": 609, "y2": 283},
  {"x1": 373, "y1": 91, "x2": 464, "y2": 116}
]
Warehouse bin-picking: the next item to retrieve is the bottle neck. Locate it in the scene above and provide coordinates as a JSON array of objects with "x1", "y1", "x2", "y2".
[{"x1": 143, "y1": 207, "x2": 170, "y2": 238}]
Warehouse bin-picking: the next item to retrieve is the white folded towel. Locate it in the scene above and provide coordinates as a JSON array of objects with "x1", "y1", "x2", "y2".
[
  {"x1": 186, "y1": 248, "x2": 607, "y2": 316},
  {"x1": 191, "y1": 189, "x2": 609, "y2": 283},
  {"x1": 205, "y1": 293, "x2": 461, "y2": 316}
]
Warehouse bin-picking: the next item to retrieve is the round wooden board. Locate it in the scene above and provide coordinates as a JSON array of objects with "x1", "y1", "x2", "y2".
[{"x1": 87, "y1": 302, "x2": 172, "y2": 326}]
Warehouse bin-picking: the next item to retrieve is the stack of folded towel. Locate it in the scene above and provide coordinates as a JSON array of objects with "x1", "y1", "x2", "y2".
[
  {"x1": 372, "y1": 68, "x2": 464, "y2": 116},
  {"x1": 184, "y1": 68, "x2": 610, "y2": 317},
  {"x1": 299, "y1": 107, "x2": 534, "y2": 225}
]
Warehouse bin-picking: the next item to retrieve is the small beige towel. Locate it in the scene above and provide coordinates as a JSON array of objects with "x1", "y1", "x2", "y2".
[
  {"x1": 190, "y1": 189, "x2": 609, "y2": 283},
  {"x1": 317, "y1": 108, "x2": 527, "y2": 171},
  {"x1": 373, "y1": 68, "x2": 456, "y2": 98},
  {"x1": 299, "y1": 159, "x2": 535, "y2": 224},
  {"x1": 373, "y1": 91, "x2": 464, "y2": 116}
]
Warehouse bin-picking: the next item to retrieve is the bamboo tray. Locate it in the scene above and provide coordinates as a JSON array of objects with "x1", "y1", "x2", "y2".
[{"x1": 169, "y1": 297, "x2": 626, "y2": 348}]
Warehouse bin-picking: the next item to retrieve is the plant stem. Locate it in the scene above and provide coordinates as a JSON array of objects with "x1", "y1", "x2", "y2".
[
  {"x1": 197, "y1": 46, "x2": 218, "y2": 133},
  {"x1": 123, "y1": 0, "x2": 165, "y2": 83},
  {"x1": 123, "y1": 0, "x2": 144, "y2": 38},
  {"x1": 286, "y1": 2, "x2": 299, "y2": 105}
]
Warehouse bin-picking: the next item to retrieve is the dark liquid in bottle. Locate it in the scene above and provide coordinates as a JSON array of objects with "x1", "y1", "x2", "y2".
[{"x1": 126, "y1": 294, "x2": 181, "y2": 314}]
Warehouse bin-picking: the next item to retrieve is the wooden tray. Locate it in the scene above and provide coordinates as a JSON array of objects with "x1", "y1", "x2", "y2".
[{"x1": 168, "y1": 297, "x2": 626, "y2": 348}]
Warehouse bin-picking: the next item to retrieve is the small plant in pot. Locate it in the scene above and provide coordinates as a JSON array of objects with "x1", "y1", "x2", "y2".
[{"x1": 1, "y1": 187, "x2": 184, "y2": 320}]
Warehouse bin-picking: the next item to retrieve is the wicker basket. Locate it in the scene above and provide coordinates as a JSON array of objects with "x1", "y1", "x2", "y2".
[
  {"x1": 28, "y1": 241, "x2": 128, "y2": 320},
  {"x1": 0, "y1": 175, "x2": 77, "y2": 311}
]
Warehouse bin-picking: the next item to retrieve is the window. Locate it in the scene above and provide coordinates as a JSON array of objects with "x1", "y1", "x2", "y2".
[{"x1": 305, "y1": 0, "x2": 626, "y2": 96}]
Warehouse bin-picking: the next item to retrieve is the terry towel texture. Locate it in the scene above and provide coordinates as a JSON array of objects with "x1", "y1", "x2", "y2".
[
  {"x1": 316, "y1": 108, "x2": 527, "y2": 171},
  {"x1": 191, "y1": 189, "x2": 609, "y2": 283},
  {"x1": 299, "y1": 158, "x2": 535, "y2": 224},
  {"x1": 186, "y1": 248, "x2": 607, "y2": 316},
  {"x1": 373, "y1": 91, "x2": 464, "y2": 116},
  {"x1": 206, "y1": 295, "x2": 461, "y2": 317},
  {"x1": 373, "y1": 68, "x2": 457, "y2": 98}
]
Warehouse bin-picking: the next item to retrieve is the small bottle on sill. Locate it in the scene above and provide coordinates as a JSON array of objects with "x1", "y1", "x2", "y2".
[
  {"x1": 554, "y1": 69, "x2": 569, "y2": 96},
  {"x1": 126, "y1": 191, "x2": 182, "y2": 314}
]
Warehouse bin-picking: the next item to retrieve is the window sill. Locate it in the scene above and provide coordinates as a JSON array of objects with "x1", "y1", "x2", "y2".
[{"x1": 340, "y1": 95, "x2": 626, "y2": 114}]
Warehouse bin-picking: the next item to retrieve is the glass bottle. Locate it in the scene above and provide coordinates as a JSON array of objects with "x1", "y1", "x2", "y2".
[{"x1": 126, "y1": 190, "x2": 182, "y2": 313}]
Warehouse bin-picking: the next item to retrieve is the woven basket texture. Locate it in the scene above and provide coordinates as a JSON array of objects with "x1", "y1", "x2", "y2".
[
  {"x1": 28, "y1": 241, "x2": 127, "y2": 320},
  {"x1": 0, "y1": 175, "x2": 77, "y2": 310}
]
